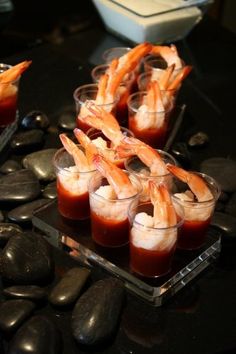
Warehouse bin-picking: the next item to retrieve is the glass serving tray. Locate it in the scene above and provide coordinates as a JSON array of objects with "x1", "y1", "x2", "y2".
[
  {"x1": 0, "y1": 113, "x2": 18, "y2": 152},
  {"x1": 32, "y1": 200, "x2": 221, "y2": 306}
]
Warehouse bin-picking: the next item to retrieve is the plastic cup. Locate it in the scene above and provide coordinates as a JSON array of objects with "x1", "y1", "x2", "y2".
[
  {"x1": 73, "y1": 83, "x2": 118, "y2": 133},
  {"x1": 53, "y1": 146, "x2": 96, "y2": 220},
  {"x1": 125, "y1": 150, "x2": 177, "y2": 202},
  {"x1": 128, "y1": 200, "x2": 184, "y2": 278},
  {"x1": 171, "y1": 172, "x2": 220, "y2": 250},
  {"x1": 88, "y1": 170, "x2": 142, "y2": 248},
  {"x1": 102, "y1": 47, "x2": 131, "y2": 63},
  {"x1": 127, "y1": 91, "x2": 174, "y2": 149}
]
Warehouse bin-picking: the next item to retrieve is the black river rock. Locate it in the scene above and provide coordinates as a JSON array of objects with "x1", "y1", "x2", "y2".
[
  {"x1": 8, "y1": 315, "x2": 61, "y2": 354},
  {"x1": 7, "y1": 198, "x2": 50, "y2": 224},
  {"x1": 57, "y1": 107, "x2": 77, "y2": 131},
  {"x1": 0, "y1": 231, "x2": 54, "y2": 284},
  {"x1": 23, "y1": 149, "x2": 57, "y2": 182},
  {"x1": 211, "y1": 212, "x2": 236, "y2": 240},
  {"x1": 10, "y1": 129, "x2": 45, "y2": 153},
  {"x1": 0, "y1": 169, "x2": 41, "y2": 204},
  {"x1": 0, "y1": 160, "x2": 22, "y2": 174},
  {"x1": 0, "y1": 299, "x2": 35, "y2": 332},
  {"x1": 71, "y1": 277, "x2": 125, "y2": 346},
  {"x1": 49, "y1": 267, "x2": 90, "y2": 307},
  {"x1": 21, "y1": 111, "x2": 50, "y2": 130},
  {"x1": 0, "y1": 223, "x2": 23, "y2": 248},
  {"x1": 3, "y1": 285, "x2": 47, "y2": 301},
  {"x1": 42, "y1": 181, "x2": 57, "y2": 199}
]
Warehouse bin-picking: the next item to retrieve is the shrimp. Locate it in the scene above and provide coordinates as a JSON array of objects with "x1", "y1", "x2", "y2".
[
  {"x1": 84, "y1": 103, "x2": 124, "y2": 147},
  {"x1": 0, "y1": 61, "x2": 32, "y2": 83},
  {"x1": 167, "y1": 65, "x2": 193, "y2": 91},
  {"x1": 151, "y1": 44, "x2": 183, "y2": 70},
  {"x1": 167, "y1": 164, "x2": 213, "y2": 202},
  {"x1": 73, "y1": 128, "x2": 99, "y2": 166},
  {"x1": 117, "y1": 137, "x2": 167, "y2": 176},
  {"x1": 59, "y1": 133, "x2": 90, "y2": 172},
  {"x1": 149, "y1": 181, "x2": 177, "y2": 227},
  {"x1": 93, "y1": 154, "x2": 137, "y2": 199}
]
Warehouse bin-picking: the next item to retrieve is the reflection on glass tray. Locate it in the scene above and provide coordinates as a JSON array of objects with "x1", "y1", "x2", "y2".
[{"x1": 32, "y1": 200, "x2": 221, "y2": 306}]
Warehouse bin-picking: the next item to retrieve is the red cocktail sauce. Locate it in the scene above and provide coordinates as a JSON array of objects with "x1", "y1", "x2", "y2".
[
  {"x1": 57, "y1": 179, "x2": 90, "y2": 220},
  {"x1": 130, "y1": 241, "x2": 176, "y2": 278},
  {"x1": 90, "y1": 210, "x2": 130, "y2": 247},
  {"x1": 177, "y1": 218, "x2": 211, "y2": 250},
  {"x1": 129, "y1": 116, "x2": 168, "y2": 149},
  {"x1": 0, "y1": 93, "x2": 17, "y2": 126}
]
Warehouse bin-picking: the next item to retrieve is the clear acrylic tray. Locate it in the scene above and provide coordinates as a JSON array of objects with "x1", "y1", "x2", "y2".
[{"x1": 32, "y1": 200, "x2": 221, "y2": 306}]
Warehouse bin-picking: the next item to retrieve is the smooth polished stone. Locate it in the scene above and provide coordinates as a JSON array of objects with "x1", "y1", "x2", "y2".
[
  {"x1": 211, "y1": 212, "x2": 236, "y2": 240},
  {"x1": 58, "y1": 108, "x2": 76, "y2": 131},
  {"x1": 8, "y1": 315, "x2": 61, "y2": 354},
  {"x1": 49, "y1": 267, "x2": 90, "y2": 307},
  {"x1": 200, "y1": 157, "x2": 236, "y2": 193},
  {"x1": 225, "y1": 192, "x2": 236, "y2": 218},
  {"x1": 72, "y1": 278, "x2": 125, "y2": 345},
  {"x1": 0, "y1": 160, "x2": 22, "y2": 174},
  {"x1": 188, "y1": 131, "x2": 209, "y2": 148},
  {"x1": 170, "y1": 142, "x2": 191, "y2": 167},
  {"x1": 0, "y1": 299, "x2": 35, "y2": 332},
  {"x1": 0, "y1": 231, "x2": 54, "y2": 284},
  {"x1": 23, "y1": 149, "x2": 57, "y2": 182},
  {"x1": 3, "y1": 285, "x2": 47, "y2": 301},
  {"x1": 0, "y1": 169, "x2": 41, "y2": 204},
  {"x1": 21, "y1": 111, "x2": 50, "y2": 130},
  {"x1": 10, "y1": 129, "x2": 44, "y2": 153},
  {"x1": 0, "y1": 211, "x2": 4, "y2": 222},
  {"x1": 42, "y1": 181, "x2": 57, "y2": 199},
  {"x1": 0, "y1": 223, "x2": 23, "y2": 248},
  {"x1": 8, "y1": 199, "x2": 50, "y2": 224}
]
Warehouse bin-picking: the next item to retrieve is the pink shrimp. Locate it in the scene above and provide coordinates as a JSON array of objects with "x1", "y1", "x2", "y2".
[
  {"x1": 0, "y1": 60, "x2": 32, "y2": 83},
  {"x1": 117, "y1": 137, "x2": 167, "y2": 176},
  {"x1": 149, "y1": 181, "x2": 177, "y2": 227},
  {"x1": 151, "y1": 44, "x2": 183, "y2": 70},
  {"x1": 167, "y1": 164, "x2": 213, "y2": 202},
  {"x1": 59, "y1": 134, "x2": 90, "y2": 172},
  {"x1": 84, "y1": 103, "x2": 123, "y2": 147},
  {"x1": 93, "y1": 154, "x2": 137, "y2": 199}
]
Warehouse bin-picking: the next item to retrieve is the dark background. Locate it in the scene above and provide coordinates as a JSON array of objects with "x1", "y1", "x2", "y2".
[{"x1": 0, "y1": 0, "x2": 235, "y2": 59}]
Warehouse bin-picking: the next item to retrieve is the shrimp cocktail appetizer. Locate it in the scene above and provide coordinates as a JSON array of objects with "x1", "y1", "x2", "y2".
[
  {"x1": 0, "y1": 61, "x2": 31, "y2": 127},
  {"x1": 117, "y1": 136, "x2": 176, "y2": 202},
  {"x1": 129, "y1": 182, "x2": 184, "y2": 278},
  {"x1": 167, "y1": 164, "x2": 220, "y2": 250},
  {"x1": 53, "y1": 133, "x2": 97, "y2": 220},
  {"x1": 128, "y1": 66, "x2": 192, "y2": 149},
  {"x1": 88, "y1": 154, "x2": 142, "y2": 248}
]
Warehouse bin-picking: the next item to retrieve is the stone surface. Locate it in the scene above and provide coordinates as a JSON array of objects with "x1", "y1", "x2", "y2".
[
  {"x1": 225, "y1": 192, "x2": 236, "y2": 218},
  {"x1": 8, "y1": 315, "x2": 61, "y2": 354},
  {"x1": 3, "y1": 285, "x2": 47, "y2": 301},
  {"x1": 0, "y1": 160, "x2": 22, "y2": 174},
  {"x1": 0, "y1": 169, "x2": 41, "y2": 204},
  {"x1": 49, "y1": 267, "x2": 90, "y2": 307},
  {"x1": 211, "y1": 212, "x2": 236, "y2": 240},
  {"x1": 10, "y1": 129, "x2": 44, "y2": 153},
  {"x1": 58, "y1": 107, "x2": 76, "y2": 131},
  {"x1": 23, "y1": 149, "x2": 57, "y2": 182},
  {"x1": 0, "y1": 299, "x2": 35, "y2": 332},
  {"x1": 200, "y1": 158, "x2": 236, "y2": 193},
  {"x1": 72, "y1": 278, "x2": 125, "y2": 345},
  {"x1": 0, "y1": 231, "x2": 54, "y2": 284},
  {"x1": 0, "y1": 211, "x2": 4, "y2": 222},
  {"x1": 188, "y1": 131, "x2": 209, "y2": 148},
  {"x1": 8, "y1": 199, "x2": 50, "y2": 224},
  {"x1": 42, "y1": 181, "x2": 57, "y2": 199},
  {"x1": 0, "y1": 223, "x2": 23, "y2": 248},
  {"x1": 21, "y1": 111, "x2": 50, "y2": 130}
]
